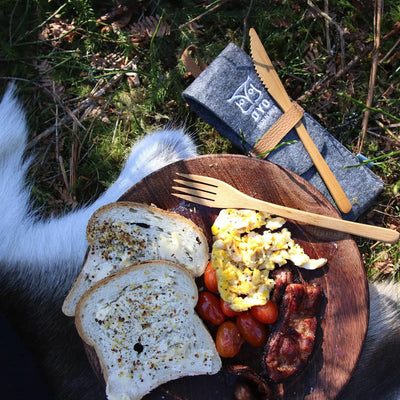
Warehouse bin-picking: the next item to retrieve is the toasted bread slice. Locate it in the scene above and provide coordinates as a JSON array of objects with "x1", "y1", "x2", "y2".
[
  {"x1": 75, "y1": 261, "x2": 221, "y2": 400},
  {"x1": 63, "y1": 202, "x2": 209, "y2": 316}
]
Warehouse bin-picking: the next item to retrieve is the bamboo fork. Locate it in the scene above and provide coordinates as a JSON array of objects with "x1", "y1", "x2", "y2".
[{"x1": 172, "y1": 173, "x2": 399, "y2": 244}]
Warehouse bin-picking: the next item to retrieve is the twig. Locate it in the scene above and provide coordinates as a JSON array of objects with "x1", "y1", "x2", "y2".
[
  {"x1": 298, "y1": 15, "x2": 400, "y2": 104},
  {"x1": 307, "y1": 0, "x2": 345, "y2": 70},
  {"x1": 242, "y1": 0, "x2": 254, "y2": 49},
  {"x1": 70, "y1": 123, "x2": 78, "y2": 195},
  {"x1": 375, "y1": 121, "x2": 400, "y2": 144},
  {"x1": 357, "y1": 0, "x2": 383, "y2": 153},
  {"x1": 296, "y1": 43, "x2": 373, "y2": 102},
  {"x1": 54, "y1": 82, "x2": 60, "y2": 160},
  {"x1": 178, "y1": 0, "x2": 230, "y2": 30},
  {"x1": 26, "y1": 59, "x2": 137, "y2": 150},
  {"x1": 324, "y1": 0, "x2": 331, "y2": 54},
  {"x1": 380, "y1": 35, "x2": 400, "y2": 64},
  {"x1": 58, "y1": 155, "x2": 69, "y2": 192},
  {"x1": 9, "y1": 0, "x2": 19, "y2": 45}
]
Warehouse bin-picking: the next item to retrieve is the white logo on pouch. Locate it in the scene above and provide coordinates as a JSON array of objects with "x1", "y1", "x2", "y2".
[{"x1": 227, "y1": 76, "x2": 272, "y2": 122}]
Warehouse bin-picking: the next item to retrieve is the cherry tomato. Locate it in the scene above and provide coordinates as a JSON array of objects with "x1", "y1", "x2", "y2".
[
  {"x1": 220, "y1": 298, "x2": 241, "y2": 317},
  {"x1": 250, "y1": 300, "x2": 279, "y2": 324},
  {"x1": 215, "y1": 321, "x2": 244, "y2": 358},
  {"x1": 236, "y1": 311, "x2": 268, "y2": 348},
  {"x1": 204, "y1": 261, "x2": 218, "y2": 293},
  {"x1": 196, "y1": 291, "x2": 226, "y2": 325}
]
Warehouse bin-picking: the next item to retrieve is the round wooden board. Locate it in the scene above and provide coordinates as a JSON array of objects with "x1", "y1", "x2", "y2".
[{"x1": 116, "y1": 154, "x2": 368, "y2": 399}]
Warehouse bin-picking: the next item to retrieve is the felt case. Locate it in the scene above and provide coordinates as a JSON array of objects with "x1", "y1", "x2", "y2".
[{"x1": 183, "y1": 43, "x2": 384, "y2": 220}]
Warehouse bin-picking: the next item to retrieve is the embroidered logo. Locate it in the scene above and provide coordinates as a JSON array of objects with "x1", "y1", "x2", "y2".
[{"x1": 227, "y1": 76, "x2": 272, "y2": 123}]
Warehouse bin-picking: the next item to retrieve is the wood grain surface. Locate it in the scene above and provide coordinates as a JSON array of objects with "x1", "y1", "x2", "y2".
[{"x1": 91, "y1": 154, "x2": 368, "y2": 399}]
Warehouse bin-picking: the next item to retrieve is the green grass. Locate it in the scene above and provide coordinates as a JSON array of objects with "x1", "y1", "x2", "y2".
[{"x1": 1, "y1": 0, "x2": 399, "y2": 279}]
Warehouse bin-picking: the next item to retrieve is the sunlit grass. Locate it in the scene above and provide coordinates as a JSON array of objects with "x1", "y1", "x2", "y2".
[{"x1": 1, "y1": 0, "x2": 399, "y2": 279}]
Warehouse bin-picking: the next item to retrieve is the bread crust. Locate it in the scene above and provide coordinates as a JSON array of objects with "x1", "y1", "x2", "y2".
[
  {"x1": 63, "y1": 202, "x2": 209, "y2": 316},
  {"x1": 75, "y1": 261, "x2": 221, "y2": 400}
]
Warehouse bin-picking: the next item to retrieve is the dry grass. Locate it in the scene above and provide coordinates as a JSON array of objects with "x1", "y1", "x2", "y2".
[{"x1": 1, "y1": 0, "x2": 399, "y2": 279}]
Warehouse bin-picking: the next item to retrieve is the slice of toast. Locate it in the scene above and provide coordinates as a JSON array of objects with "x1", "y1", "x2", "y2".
[
  {"x1": 63, "y1": 202, "x2": 209, "y2": 316},
  {"x1": 75, "y1": 261, "x2": 221, "y2": 400}
]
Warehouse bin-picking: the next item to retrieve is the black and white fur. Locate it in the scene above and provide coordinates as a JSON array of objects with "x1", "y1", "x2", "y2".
[{"x1": 0, "y1": 85, "x2": 399, "y2": 399}]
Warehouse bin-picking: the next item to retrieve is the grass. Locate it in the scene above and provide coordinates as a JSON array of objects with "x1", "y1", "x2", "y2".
[{"x1": 1, "y1": 0, "x2": 399, "y2": 279}]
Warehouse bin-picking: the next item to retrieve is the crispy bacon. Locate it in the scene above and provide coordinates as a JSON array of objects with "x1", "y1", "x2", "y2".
[
  {"x1": 270, "y1": 266, "x2": 294, "y2": 304},
  {"x1": 264, "y1": 283, "x2": 322, "y2": 381},
  {"x1": 228, "y1": 365, "x2": 272, "y2": 400}
]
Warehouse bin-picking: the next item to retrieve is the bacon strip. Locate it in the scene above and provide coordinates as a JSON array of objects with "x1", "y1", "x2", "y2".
[
  {"x1": 270, "y1": 266, "x2": 294, "y2": 304},
  {"x1": 228, "y1": 365, "x2": 272, "y2": 400},
  {"x1": 264, "y1": 283, "x2": 322, "y2": 381}
]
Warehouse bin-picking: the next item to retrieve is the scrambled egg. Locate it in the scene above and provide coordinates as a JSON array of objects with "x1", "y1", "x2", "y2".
[{"x1": 211, "y1": 209, "x2": 327, "y2": 312}]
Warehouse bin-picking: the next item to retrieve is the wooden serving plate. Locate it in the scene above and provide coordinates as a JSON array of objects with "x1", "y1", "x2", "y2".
[{"x1": 92, "y1": 154, "x2": 368, "y2": 399}]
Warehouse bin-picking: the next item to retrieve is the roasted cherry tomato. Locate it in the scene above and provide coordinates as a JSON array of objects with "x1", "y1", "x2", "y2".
[
  {"x1": 236, "y1": 311, "x2": 268, "y2": 347},
  {"x1": 220, "y1": 298, "x2": 241, "y2": 317},
  {"x1": 215, "y1": 320, "x2": 244, "y2": 358},
  {"x1": 250, "y1": 300, "x2": 279, "y2": 324},
  {"x1": 196, "y1": 291, "x2": 226, "y2": 325},
  {"x1": 204, "y1": 261, "x2": 218, "y2": 293}
]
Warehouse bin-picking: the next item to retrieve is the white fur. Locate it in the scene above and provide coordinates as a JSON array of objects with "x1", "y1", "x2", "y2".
[
  {"x1": 0, "y1": 84, "x2": 399, "y2": 400},
  {"x1": 0, "y1": 85, "x2": 196, "y2": 272},
  {"x1": 0, "y1": 85, "x2": 197, "y2": 399}
]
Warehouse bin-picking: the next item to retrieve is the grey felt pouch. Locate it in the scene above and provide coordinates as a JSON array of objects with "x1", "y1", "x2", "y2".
[{"x1": 182, "y1": 43, "x2": 384, "y2": 221}]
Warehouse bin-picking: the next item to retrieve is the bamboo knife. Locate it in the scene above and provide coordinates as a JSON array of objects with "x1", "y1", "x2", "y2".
[{"x1": 249, "y1": 28, "x2": 352, "y2": 214}]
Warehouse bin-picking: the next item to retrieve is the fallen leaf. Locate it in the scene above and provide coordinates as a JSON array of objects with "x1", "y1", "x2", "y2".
[
  {"x1": 97, "y1": 0, "x2": 141, "y2": 28},
  {"x1": 127, "y1": 15, "x2": 170, "y2": 42}
]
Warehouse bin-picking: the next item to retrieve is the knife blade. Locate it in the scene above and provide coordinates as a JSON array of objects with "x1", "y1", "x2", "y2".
[{"x1": 249, "y1": 28, "x2": 352, "y2": 214}]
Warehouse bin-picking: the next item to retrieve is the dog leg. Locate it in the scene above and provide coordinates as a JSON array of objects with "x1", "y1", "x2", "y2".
[{"x1": 0, "y1": 86, "x2": 199, "y2": 399}]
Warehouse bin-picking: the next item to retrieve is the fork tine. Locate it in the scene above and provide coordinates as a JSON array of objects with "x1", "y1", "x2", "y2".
[
  {"x1": 171, "y1": 185, "x2": 215, "y2": 200},
  {"x1": 176, "y1": 172, "x2": 219, "y2": 187},
  {"x1": 172, "y1": 172, "x2": 219, "y2": 206},
  {"x1": 173, "y1": 179, "x2": 217, "y2": 194},
  {"x1": 171, "y1": 192, "x2": 216, "y2": 207}
]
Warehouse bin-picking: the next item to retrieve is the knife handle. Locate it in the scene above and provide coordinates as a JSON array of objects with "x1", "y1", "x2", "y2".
[{"x1": 295, "y1": 121, "x2": 352, "y2": 213}]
